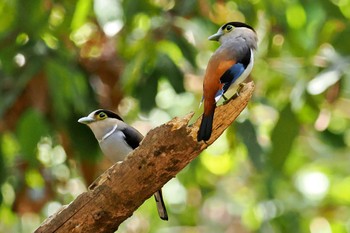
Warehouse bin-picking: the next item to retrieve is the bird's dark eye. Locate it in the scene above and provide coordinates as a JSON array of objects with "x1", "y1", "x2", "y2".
[
  {"x1": 98, "y1": 112, "x2": 107, "y2": 119},
  {"x1": 226, "y1": 25, "x2": 233, "y2": 31}
]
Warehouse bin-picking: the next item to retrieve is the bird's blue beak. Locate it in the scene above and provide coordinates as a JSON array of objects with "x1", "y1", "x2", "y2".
[
  {"x1": 208, "y1": 31, "x2": 223, "y2": 41},
  {"x1": 78, "y1": 116, "x2": 95, "y2": 124}
]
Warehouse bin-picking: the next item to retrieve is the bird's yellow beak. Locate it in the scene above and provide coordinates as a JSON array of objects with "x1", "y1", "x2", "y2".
[
  {"x1": 208, "y1": 31, "x2": 223, "y2": 41},
  {"x1": 78, "y1": 116, "x2": 95, "y2": 124}
]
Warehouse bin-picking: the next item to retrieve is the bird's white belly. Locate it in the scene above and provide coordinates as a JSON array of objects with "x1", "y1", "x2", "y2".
[{"x1": 99, "y1": 131, "x2": 133, "y2": 163}]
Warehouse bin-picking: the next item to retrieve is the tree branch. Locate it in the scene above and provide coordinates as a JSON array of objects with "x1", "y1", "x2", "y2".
[{"x1": 35, "y1": 82, "x2": 255, "y2": 233}]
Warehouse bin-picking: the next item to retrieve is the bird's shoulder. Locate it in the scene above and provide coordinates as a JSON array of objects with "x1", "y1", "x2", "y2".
[{"x1": 120, "y1": 125, "x2": 144, "y2": 149}]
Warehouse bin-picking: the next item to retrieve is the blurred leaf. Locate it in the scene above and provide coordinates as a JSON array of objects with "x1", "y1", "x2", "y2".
[
  {"x1": 236, "y1": 120, "x2": 264, "y2": 171},
  {"x1": 25, "y1": 169, "x2": 45, "y2": 188},
  {"x1": 330, "y1": 176, "x2": 350, "y2": 203},
  {"x1": 18, "y1": 0, "x2": 49, "y2": 37},
  {"x1": 333, "y1": 28, "x2": 350, "y2": 54},
  {"x1": 268, "y1": 104, "x2": 299, "y2": 171},
  {"x1": 0, "y1": 0, "x2": 16, "y2": 34},
  {"x1": 121, "y1": 50, "x2": 155, "y2": 94},
  {"x1": 156, "y1": 53, "x2": 185, "y2": 93},
  {"x1": 71, "y1": 0, "x2": 92, "y2": 30},
  {"x1": 135, "y1": 68, "x2": 159, "y2": 112},
  {"x1": 272, "y1": 211, "x2": 302, "y2": 233},
  {"x1": 200, "y1": 152, "x2": 234, "y2": 175},
  {"x1": 45, "y1": 57, "x2": 89, "y2": 121},
  {"x1": 168, "y1": 31, "x2": 198, "y2": 68},
  {"x1": 319, "y1": 129, "x2": 346, "y2": 148},
  {"x1": 286, "y1": 4, "x2": 306, "y2": 29},
  {"x1": 16, "y1": 109, "x2": 49, "y2": 166},
  {"x1": 133, "y1": 53, "x2": 184, "y2": 111},
  {"x1": 122, "y1": 0, "x2": 157, "y2": 26}
]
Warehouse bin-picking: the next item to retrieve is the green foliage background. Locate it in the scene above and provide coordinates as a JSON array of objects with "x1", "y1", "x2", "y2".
[{"x1": 1, "y1": 0, "x2": 350, "y2": 232}]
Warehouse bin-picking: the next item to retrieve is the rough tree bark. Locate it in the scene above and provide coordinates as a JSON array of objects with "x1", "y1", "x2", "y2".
[{"x1": 35, "y1": 82, "x2": 255, "y2": 233}]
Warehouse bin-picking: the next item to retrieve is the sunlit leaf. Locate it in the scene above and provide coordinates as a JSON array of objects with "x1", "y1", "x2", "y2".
[
  {"x1": 0, "y1": 0, "x2": 16, "y2": 33},
  {"x1": 25, "y1": 169, "x2": 45, "y2": 188},
  {"x1": 286, "y1": 4, "x2": 306, "y2": 29},
  {"x1": 71, "y1": 0, "x2": 92, "y2": 30}
]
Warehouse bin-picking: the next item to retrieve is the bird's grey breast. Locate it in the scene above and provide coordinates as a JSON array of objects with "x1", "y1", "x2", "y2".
[{"x1": 99, "y1": 130, "x2": 133, "y2": 162}]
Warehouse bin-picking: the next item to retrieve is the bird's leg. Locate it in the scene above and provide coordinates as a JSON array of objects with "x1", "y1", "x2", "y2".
[
  {"x1": 231, "y1": 83, "x2": 246, "y2": 99},
  {"x1": 222, "y1": 94, "x2": 230, "y2": 104}
]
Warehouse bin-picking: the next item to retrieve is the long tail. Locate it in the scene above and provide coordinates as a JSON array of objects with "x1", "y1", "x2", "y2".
[
  {"x1": 197, "y1": 107, "x2": 215, "y2": 142},
  {"x1": 154, "y1": 190, "x2": 168, "y2": 221}
]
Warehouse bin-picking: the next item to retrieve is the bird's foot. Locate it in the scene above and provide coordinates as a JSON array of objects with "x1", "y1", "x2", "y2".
[
  {"x1": 230, "y1": 83, "x2": 246, "y2": 100},
  {"x1": 222, "y1": 94, "x2": 229, "y2": 104}
]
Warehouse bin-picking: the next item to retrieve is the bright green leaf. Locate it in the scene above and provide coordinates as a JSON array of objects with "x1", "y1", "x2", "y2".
[{"x1": 71, "y1": 0, "x2": 92, "y2": 30}]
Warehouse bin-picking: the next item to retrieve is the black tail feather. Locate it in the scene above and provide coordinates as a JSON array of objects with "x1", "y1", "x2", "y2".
[
  {"x1": 154, "y1": 190, "x2": 168, "y2": 221},
  {"x1": 197, "y1": 111, "x2": 215, "y2": 141}
]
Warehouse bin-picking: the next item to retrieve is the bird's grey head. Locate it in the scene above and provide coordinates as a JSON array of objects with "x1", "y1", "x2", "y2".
[
  {"x1": 208, "y1": 22, "x2": 257, "y2": 49},
  {"x1": 78, "y1": 109, "x2": 124, "y2": 141}
]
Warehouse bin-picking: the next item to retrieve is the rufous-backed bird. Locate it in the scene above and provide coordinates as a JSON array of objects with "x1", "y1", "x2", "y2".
[
  {"x1": 197, "y1": 22, "x2": 258, "y2": 141},
  {"x1": 78, "y1": 109, "x2": 168, "y2": 220}
]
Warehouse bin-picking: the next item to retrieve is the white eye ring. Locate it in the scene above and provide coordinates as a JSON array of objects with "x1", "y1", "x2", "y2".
[{"x1": 226, "y1": 25, "x2": 233, "y2": 31}]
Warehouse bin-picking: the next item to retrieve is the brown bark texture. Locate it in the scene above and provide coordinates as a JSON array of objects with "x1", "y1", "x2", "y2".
[{"x1": 35, "y1": 82, "x2": 255, "y2": 233}]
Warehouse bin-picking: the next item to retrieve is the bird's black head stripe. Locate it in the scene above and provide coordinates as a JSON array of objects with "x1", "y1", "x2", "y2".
[
  {"x1": 222, "y1": 22, "x2": 255, "y2": 32},
  {"x1": 95, "y1": 109, "x2": 124, "y2": 121}
]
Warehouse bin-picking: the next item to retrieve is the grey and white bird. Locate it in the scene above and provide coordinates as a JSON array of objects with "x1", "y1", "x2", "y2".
[
  {"x1": 197, "y1": 22, "x2": 258, "y2": 142},
  {"x1": 78, "y1": 109, "x2": 168, "y2": 221}
]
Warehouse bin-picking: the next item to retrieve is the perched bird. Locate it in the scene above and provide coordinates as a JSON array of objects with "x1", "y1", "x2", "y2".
[
  {"x1": 197, "y1": 22, "x2": 258, "y2": 142},
  {"x1": 78, "y1": 109, "x2": 168, "y2": 221}
]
